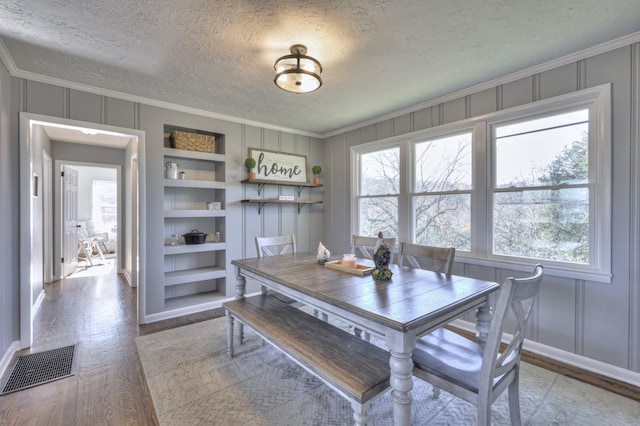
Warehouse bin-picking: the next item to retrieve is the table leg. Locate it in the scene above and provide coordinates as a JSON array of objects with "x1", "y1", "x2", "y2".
[
  {"x1": 235, "y1": 270, "x2": 246, "y2": 344},
  {"x1": 475, "y1": 296, "x2": 493, "y2": 347},
  {"x1": 388, "y1": 349, "x2": 413, "y2": 426}
]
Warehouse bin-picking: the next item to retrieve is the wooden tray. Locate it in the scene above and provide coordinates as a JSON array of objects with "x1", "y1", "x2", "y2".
[{"x1": 324, "y1": 260, "x2": 374, "y2": 276}]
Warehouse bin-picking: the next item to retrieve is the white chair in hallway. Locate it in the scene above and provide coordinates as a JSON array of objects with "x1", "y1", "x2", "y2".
[{"x1": 411, "y1": 264, "x2": 544, "y2": 426}]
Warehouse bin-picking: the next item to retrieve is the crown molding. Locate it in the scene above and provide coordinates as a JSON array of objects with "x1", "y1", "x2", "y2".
[
  {"x1": 321, "y1": 31, "x2": 640, "y2": 139},
  {"x1": 3, "y1": 32, "x2": 640, "y2": 140}
]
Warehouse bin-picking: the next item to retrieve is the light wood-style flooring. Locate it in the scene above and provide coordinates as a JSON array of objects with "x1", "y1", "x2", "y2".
[{"x1": 0, "y1": 263, "x2": 637, "y2": 425}]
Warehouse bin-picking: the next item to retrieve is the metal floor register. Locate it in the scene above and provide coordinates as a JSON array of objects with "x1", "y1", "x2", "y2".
[{"x1": 1, "y1": 345, "x2": 77, "y2": 395}]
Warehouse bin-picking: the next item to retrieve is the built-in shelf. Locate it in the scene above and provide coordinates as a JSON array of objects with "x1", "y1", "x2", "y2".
[
  {"x1": 164, "y1": 291, "x2": 225, "y2": 310},
  {"x1": 164, "y1": 209, "x2": 226, "y2": 218},
  {"x1": 164, "y1": 266, "x2": 226, "y2": 286},
  {"x1": 164, "y1": 242, "x2": 226, "y2": 255},
  {"x1": 162, "y1": 125, "x2": 227, "y2": 315}
]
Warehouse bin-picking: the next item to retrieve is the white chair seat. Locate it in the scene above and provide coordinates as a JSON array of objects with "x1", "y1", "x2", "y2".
[{"x1": 413, "y1": 328, "x2": 507, "y2": 393}]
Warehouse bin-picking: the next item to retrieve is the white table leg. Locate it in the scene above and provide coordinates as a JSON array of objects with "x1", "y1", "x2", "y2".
[
  {"x1": 235, "y1": 270, "x2": 246, "y2": 344},
  {"x1": 475, "y1": 296, "x2": 493, "y2": 347},
  {"x1": 386, "y1": 330, "x2": 415, "y2": 426}
]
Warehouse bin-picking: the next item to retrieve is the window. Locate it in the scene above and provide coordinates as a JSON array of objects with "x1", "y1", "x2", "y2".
[
  {"x1": 355, "y1": 146, "x2": 399, "y2": 238},
  {"x1": 492, "y1": 110, "x2": 590, "y2": 264},
  {"x1": 92, "y1": 180, "x2": 117, "y2": 232},
  {"x1": 411, "y1": 132, "x2": 472, "y2": 250},
  {"x1": 352, "y1": 84, "x2": 611, "y2": 281}
]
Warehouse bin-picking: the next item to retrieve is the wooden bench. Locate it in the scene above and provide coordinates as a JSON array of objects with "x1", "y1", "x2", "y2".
[{"x1": 223, "y1": 294, "x2": 391, "y2": 426}]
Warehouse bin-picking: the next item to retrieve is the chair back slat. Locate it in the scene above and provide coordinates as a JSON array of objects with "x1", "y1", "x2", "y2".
[
  {"x1": 255, "y1": 234, "x2": 297, "y2": 258},
  {"x1": 398, "y1": 242, "x2": 455, "y2": 275},
  {"x1": 351, "y1": 235, "x2": 397, "y2": 264},
  {"x1": 480, "y1": 264, "x2": 544, "y2": 387}
]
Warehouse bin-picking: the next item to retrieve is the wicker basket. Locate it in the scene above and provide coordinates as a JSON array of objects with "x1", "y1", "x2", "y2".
[{"x1": 170, "y1": 131, "x2": 216, "y2": 153}]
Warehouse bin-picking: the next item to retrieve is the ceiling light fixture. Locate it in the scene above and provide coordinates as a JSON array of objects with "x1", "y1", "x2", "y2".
[{"x1": 274, "y1": 44, "x2": 322, "y2": 94}]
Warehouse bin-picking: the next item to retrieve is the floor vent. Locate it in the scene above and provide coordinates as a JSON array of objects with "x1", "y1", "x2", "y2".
[{"x1": 0, "y1": 345, "x2": 77, "y2": 395}]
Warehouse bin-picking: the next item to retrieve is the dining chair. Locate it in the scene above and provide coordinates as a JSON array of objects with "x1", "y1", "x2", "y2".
[
  {"x1": 397, "y1": 242, "x2": 455, "y2": 274},
  {"x1": 412, "y1": 263, "x2": 544, "y2": 426},
  {"x1": 255, "y1": 233, "x2": 297, "y2": 257},
  {"x1": 351, "y1": 234, "x2": 397, "y2": 264},
  {"x1": 255, "y1": 234, "x2": 299, "y2": 304}
]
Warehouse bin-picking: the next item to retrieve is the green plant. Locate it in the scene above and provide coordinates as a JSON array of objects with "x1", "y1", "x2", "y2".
[
  {"x1": 245, "y1": 157, "x2": 256, "y2": 169},
  {"x1": 312, "y1": 165, "x2": 322, "y2": 175}
]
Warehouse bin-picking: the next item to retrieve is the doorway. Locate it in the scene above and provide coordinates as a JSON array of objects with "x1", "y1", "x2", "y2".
[
  {"x1": 19, "y1": 112, "x2": 146, "y2": 348},
  {"x1": 60, "y1": 163, "x2": 120, "y2": 279}
]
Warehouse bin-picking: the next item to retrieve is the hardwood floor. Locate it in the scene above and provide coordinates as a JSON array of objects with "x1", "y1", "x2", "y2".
[{"x1": 0, "y1": 267, "x2": 222, "y2": 425}]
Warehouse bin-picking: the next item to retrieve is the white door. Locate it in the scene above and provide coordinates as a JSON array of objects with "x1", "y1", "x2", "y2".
[{"x1": 62, "y1": 165, "x2": 79, "y2": 277}]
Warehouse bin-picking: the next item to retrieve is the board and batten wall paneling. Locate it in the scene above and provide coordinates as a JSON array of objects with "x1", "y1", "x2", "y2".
[{"x1": 323, "y1": 42, "x2": 639, "y2": 372}]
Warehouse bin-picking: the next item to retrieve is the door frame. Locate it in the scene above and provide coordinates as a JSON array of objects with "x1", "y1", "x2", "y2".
[{"x1": 19, "y1": 112, "x2": 146, "y2": 348}]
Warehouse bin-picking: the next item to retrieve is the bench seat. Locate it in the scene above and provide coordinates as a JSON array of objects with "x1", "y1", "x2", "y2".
[{"x1": 223, "y1": 294, "x2": 391, "y2": 425}]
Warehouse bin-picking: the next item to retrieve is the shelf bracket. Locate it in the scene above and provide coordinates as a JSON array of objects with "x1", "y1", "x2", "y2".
[
  {"x1": 257, "y1": 202, "x2": 266, "y2": 215},
  {"x1": 297, "y1": 186, "x2": 304, "y2": 197},
  {"x1": 256, "y1": 183, "x2": 265, "y2": 196},
  {"x1": 297, "y1": 203, "x2": 306, "y2": 214}
]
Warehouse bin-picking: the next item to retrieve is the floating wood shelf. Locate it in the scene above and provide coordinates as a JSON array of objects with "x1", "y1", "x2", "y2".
[
  {"x1": 241, "y1": 199, "x2": 323, "y2": 214},
  {"x1": 241, "y1": 179, "x2": 322, "y2": 197}
]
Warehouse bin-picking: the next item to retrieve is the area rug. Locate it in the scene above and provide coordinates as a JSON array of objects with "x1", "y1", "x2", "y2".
[{"x1": 136, "y1": 317, "x2": 640, "y2": 425}]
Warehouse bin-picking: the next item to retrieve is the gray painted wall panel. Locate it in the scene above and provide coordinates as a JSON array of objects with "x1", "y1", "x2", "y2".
[
  {"x1": 26, "y1": 81, "x2": 64, "y2": 117},
  {"x1": 393, "y1": 114, "x2": 412, "y2": 135},
  {"x1": 413, "y1": 107, "x2": 434, "y2": 131},
  {"x1": 469, "y1": 88, "x2": 497, "y2": 117},
  {"x1": 501, "y1": 76, "x2": 533, "y2": 110},
  {"x1": 539, "y1": 62, "x2": 577, "y2": 100},
  {"x1": 442, "y1": 97, "x2": 466, "y2": 124},
  {"x1": 376, "y1": 119, "x2": 394, "y2": 140},
  {"x1": 106, "y1": 97, "x2": 135, "y2": 129},
  {"x1": 69, "y1": 90, "x2": 102, "y2": 123}
]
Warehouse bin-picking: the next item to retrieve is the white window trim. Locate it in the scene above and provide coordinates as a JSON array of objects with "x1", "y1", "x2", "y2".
[{"x1": 351, "y1": 84, "x2": 611, "y2": 283}]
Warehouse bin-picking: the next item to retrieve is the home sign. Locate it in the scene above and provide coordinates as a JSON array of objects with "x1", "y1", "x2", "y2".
[{"x1": 249, "y1": 148, "x2": 308, "y2": 183}]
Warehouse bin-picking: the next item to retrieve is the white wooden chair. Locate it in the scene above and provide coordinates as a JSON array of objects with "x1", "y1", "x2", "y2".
[
  {"x1": 351, "y1": 235, "x2": 397, "y2": 264},
  {"x1": 255, "y1": 234, "x2": 298, "y2": 304},
  {"x1": 398, "y1": 242, "x2": 455, "y2": 274},
  {"x1": 411, "y1": 264, "x2": 544, "y2": 426},
  {"x1": 255, "y1": 234, "x2": 297, "y2": 257}
]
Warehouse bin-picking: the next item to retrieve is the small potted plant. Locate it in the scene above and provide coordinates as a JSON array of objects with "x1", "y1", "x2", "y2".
[
  {"x1": 245, "y1": 157, "x2": 257, "y2": 180},
  {"x1": 312, "y1": 165, "x2": 322, "y2": 185}
]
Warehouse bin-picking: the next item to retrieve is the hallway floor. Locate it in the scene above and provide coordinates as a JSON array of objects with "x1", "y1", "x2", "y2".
[{"x1": 0, "y1": 269, "x2": 220, "y2": 425}]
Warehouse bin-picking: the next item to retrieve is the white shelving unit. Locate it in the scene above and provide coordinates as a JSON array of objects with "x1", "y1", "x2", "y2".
[{"x1": 162, "y1": 132, "x2": 226, "y2": 311}]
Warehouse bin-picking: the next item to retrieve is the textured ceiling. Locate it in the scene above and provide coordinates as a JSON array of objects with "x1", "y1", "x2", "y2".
[{"x1": 1, "y1": 1, "x2": 640, "y2": 136}]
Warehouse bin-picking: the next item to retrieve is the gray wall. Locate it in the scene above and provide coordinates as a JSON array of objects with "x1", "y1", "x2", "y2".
[
  {"x1": 323, "y1": 44, "x2": 640, "y2": 372},
  {"x1": 0, "y1": 54, "x2": 19, "y2": 361},
  {"x1": 0, "y1": 70, "x2": 324, "y2": 360},
  {"x1": 1, "y1": 40, "x2": 638, "y2": 377}
]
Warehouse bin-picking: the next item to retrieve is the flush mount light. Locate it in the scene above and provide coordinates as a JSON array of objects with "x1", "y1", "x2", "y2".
[{"x1": 274, "y1": 44, "x2": 323, "y2": 94}]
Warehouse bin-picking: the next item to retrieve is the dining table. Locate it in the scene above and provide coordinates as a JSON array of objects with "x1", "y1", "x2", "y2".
[{"x1": 231, "y1": 252, "x2": 500, "y2": 426}]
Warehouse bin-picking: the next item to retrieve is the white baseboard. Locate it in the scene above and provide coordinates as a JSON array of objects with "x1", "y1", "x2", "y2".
[
  {"x1": 451, "y1": 319, "x2": 640, "y2": 388},
  {"x1": 0, "y1": 341, "x2": 20, "y2": 378},
  {"x1": 123, "y1": 269, "x2": 132, "y2": 287}
]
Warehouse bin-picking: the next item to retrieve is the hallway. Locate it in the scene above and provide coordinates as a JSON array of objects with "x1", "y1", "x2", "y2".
[{"x1": 0, "y1": 269, "x2": 219, "y2": 425}]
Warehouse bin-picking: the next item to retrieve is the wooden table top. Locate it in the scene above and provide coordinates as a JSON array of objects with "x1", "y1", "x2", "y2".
[{"x1": 232, "y1": 253, "x2": 500, "y2": 333}]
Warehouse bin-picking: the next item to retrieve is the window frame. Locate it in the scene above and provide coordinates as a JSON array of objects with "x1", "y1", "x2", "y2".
[{"x1": 351, "y1": 83, "x2": 611, "y2": 282}]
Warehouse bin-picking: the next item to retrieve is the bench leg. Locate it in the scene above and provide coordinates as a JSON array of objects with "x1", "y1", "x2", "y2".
[
  {"x1": 226, "y1": 311, "x2": 235, "y2": 358},
  {"x1": 350, "y1": 400, "x2": 371, "y2": 426}
]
